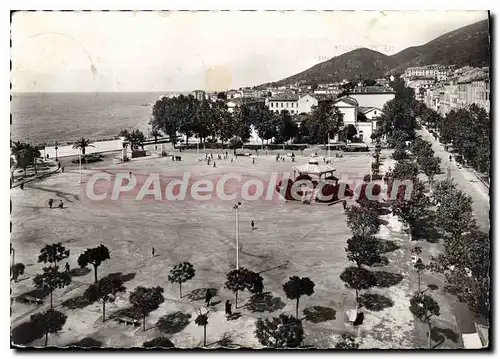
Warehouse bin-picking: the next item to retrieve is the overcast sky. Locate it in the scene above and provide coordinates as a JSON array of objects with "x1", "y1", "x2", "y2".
[{"x1": 11, "y1": 10, "x2": 488, "y2": 92}]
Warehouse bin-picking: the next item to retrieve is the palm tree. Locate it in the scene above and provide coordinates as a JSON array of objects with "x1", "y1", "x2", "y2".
[
  {"x1": 195, "y1": 310, "x2": 209, "y2": 347},
  {"x1": 72, "y1": 137, "x2": 94, "y2": 155},
  {"x1": 149, "y1": 128, "x2": 162, "y2": 143}
]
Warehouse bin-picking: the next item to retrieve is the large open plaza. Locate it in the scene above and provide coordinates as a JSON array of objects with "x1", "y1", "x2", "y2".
[{"x1": 10, "y1": 149, "x2": 470, "y2": 348}]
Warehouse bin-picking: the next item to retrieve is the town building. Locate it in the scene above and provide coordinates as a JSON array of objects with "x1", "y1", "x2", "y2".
[
  {"x1": 266, "y1": 94, "x2": 300, "y2": 114},
  {"x1": 192, "y1": 90, "x2": 206, "y2": 101},
  {"x1": 349, "y1": 86, "x2": 396, "y2": 109}
]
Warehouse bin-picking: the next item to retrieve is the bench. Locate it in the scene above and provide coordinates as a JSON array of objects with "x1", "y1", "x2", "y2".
[
  {"x1": 115, "y1": 316, "x2": 140, "y2": 327},
  {"x1": 18, "y1": 295, "x2": 43, "y2": 305}
]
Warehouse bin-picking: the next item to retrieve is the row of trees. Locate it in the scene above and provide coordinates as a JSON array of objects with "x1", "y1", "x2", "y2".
[
  {"x1": 151, "y1": 94, "x2": 347, "y2": 148},
  {"x1": 422, "y1": 104, "x2": 490, "y2": 175}
]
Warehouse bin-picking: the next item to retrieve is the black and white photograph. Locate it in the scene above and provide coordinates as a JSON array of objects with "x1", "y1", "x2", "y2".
[{"x1": 9, "y1": 9, "x2": 491, "y2": 349}]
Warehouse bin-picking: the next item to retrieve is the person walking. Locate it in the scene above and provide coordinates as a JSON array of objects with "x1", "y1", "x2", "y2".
[
  {"x1": 58, "y1": 200, "x2": 64, "y2": 209},
  {"x1": 225, "y1": 300, "x2": 232, "y2": 319},
  {"x1": 152, "y1": 247, "x2": 155, "y2": 258},
  {"x1": 252, "y1": 158, "x2": 255, "y2": 164},
  {"x1": 48, "y1": 198, "x2": 53, "y2": 209},
  {"x1": 449, "y1": 155, "x2": 452, "y2": 162},
  {"x1": 65, "y1": 262, "x2": 70, "y2": 273},
  {"x1": 213, "y1": 161, "x2": 216, "y2": 167},
  {"x1": 205, "y1": 289, "x2": 213, "y2": 306},
  {"x1": 251, "y1": 220, "x2": 255, "y2": 230},
  {"x1": 20, "y1": 182, "x2": 24, "y2": 190}
]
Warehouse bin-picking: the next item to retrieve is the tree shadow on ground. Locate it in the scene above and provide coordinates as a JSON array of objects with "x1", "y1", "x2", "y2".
[
  {"x1": 377, "y1": 208, "x2": 392, "y2": 216},
  {"x1": 377, "y1": 239, "x2": 400, "y2": 253},
  {"x1": 227, "y1": 312, "x2": 242, "y2": 321},
  {"x1": 28, "y1": 185, "x2": 80, "y2": 203},
  {"x1": 69, "y1": 267, "x2": 91, "y2": 277},
  {"x1": 431, "y1": 327, "x2": 460, "y2": 344},
  {"x1": 302, "y1": 306, "x2": 336, "y2": 323},
  {"x1": 62, "y1": 272, "x2": 136, "y2": 310},
  {"x1": 157, "y1": 311, "x2": 191, "y2": 334},
  {"x1": 68, "y1": 337, "x2": 103, "y2": 348},
  {"x1": 428, "y1": 284, "x2": 439, "y2": 291},
  {"x1": 61, "y1": 295, "x2": 91, "y2": 309},
  {"x1": 244, "y1": 292, "x2": 286, "y2": 313},
  {"x1": 109, "y1": 306, "x2": 143, "y2": 320},
  {"x1": 17, "y1": 285, "x2": 51, "y2": 301},
  {"x1": 105, "y1": 272, "x2": 136, "y2": 283},
  {"x1": 373, "y1": 271, "x2": 404, "y2": 288},
  {"x1": 207, "y1": 333, "x2": 236, "y2": 348},
  {"x1": 186, "y1": 288, "x2": 218, "y2": 302},
  {"x1": 372, "y1": 256, "x2": 389, "y2": 267},
  {"x1": 359, "y1": 293, "x2": 394, "y2": 312}
]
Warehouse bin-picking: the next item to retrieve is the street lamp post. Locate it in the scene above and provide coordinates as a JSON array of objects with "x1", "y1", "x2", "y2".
[
  {"x1": 55, "y1": 142, "x2": 58, "y2": 161},
  {"x1": 233, "y1": 202, "x2": 242, "y2": 270},
  {"x1": 79, "y1": 152, "x2": 83, "y2": 183}
]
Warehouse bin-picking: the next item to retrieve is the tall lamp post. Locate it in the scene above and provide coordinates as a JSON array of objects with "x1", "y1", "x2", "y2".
[
  {"x1": 232, "y1": 202, "x2": 242, "y2": 270},
  {"x1": 55, "y1": 142, "x2": 59, "y2": 161}
]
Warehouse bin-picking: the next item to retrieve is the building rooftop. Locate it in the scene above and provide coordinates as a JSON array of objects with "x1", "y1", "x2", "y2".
[
  {"x1": 351, "y1": 86, "x2": 396, "y2": 94},
  {"x1": 268, "y1": 94, "x2": 300, "y2": 102},
  {"x1": 334, "y1": 96, "x2": 358, "y2": 107}
]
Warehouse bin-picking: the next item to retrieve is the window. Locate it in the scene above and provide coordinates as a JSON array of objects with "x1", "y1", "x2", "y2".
[
  {"x1": 286, "y1": 103, "x2": 289, "y2": 108},
  {"x1": 281, "y1": 103, "x2": 283, "y2": 108},
  {"x1": 270, "y1": 102, "x2": 273, "y2": 108}
]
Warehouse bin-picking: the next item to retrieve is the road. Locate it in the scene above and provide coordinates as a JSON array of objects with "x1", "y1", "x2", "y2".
[
  {"x1": 419, "y1": 127, "x2": 490, "y2": 232},
  {"x1": 418, "y1": 127, "x2": 490, "y2": 339}
]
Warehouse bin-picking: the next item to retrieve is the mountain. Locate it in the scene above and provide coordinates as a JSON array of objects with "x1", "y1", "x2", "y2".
[
  {"x1": 266, "y1": 19, "x2": 489, "y2": 87},
  {"x1": 389, "y1": 19, "x2": 490, "y2": 74}
]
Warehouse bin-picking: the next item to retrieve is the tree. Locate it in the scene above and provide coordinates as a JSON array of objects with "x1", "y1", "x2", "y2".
[
  {"x1": 345, "y1": 235, "x2": 382, "y2": 268},
  {"x1": 392, "y1": 179, "x2": 429, "y2": 237},
  {"x1": 335, "y1": 333, "x2": 361, "y2": 349},
  {"x1": 418, "y1": 155, "x2": 441, "y2": 189},
  {"x1": 255, "y1": 314, "x2": 304, "y2": 348},
  {"x1": 72, "y1": 137, "x2": 93, "y2": 155},
  {"x1": 95, "y1": 276, "x2": 126, "y2": 322},
  {"x1": 38, "y1": 243, "x2": 70, "y2": 268},
  {"x1": 11, "y1": 141, "x2": 40, "y2": 175},
  {"x1": 363, "y1": 79, "x2": 377, "y2": 86},
  {"x1": 77, "y1": 245, "x2": 110, "y2": 283},
  {"x1": 433, "y1": 183, "x2": 475, "y2": 239},
  {"x1": 228, "y1": 136, "x2": 244, "y2": 154},
  {"x1": 392, "y1": 160, "x2": 419, "y2": 181},
  {"x1": 143, "y1": 337, "x2": 175, "y2": 348},
  {"x1": 129, "y1": 286, "x2": 165, "y2": 331},
  {"x1": 231, "y1": 105, "x2": 252, "y2": 142},
  {"x1": 30, "y1": 309, "x2": 67, "y2": 346},
  {"x1": 217, "y1": 92, "x2": 227, "y2": 101},
  {"x1": 11, "y1": 263, "x2": 25, "y2": 282},
  {"x1": 33, "y1": 266, "x2": 71, "y2": 308},
  {"x1": 126, "y1": 129, "x2": 146, "y2": 150},
  {"x1": 409, "y1": 293, "x2": 440, "y2": 349},
  {"x1": 225, "y1": 268, "x2": 263, "y2": 308},
  {"x1": 339, "y1": 266, "x2": 376, "y2": 307},
  {"x1": 282, "y1": 276, "x2": 315, "y2": 318},
  {"x1": 431, "y1": 227, "x2": 490, "y2": 316},
  {"x1": 276, "y1": 110, "x2": 298, "y2": 144},
  {"x1": 391, "y1": 147, "x2": 408, "y2": 161},
  {"x1": 149, "y1": 128, "x2": 162, "y2": 143},
  {"x1": 305, "y1": 101, "x2": 344, "y2": 145},
  {"x1": 168, "y1": 262, "x2": 195, "y2": 298},
  {"x1": 345, "y1": 205, "x2": 381, "y2": 237},
  {"x1": 195, "y1": 310, "x2": 209, "y2": 347},
  {"x1": 414, "y1": 258, "x2": 426, "y2": 293},
  {"x1": 343, "y1": 124, "x2": 358, "y2": 141}
]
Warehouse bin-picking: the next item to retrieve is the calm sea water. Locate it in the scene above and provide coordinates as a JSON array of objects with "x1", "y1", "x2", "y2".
[{"x1": 11, "y1": 92, "x2": 182, "y2": 145}]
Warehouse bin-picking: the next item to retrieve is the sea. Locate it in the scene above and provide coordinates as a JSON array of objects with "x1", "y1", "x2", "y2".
[{"x1": 11, "y1": 92, "x2": 184, "y2": 146}]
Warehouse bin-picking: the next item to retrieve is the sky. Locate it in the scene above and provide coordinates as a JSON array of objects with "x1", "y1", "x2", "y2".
[{"x1": 11, "y1": 10, "x2": 488, "y2": 92}]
